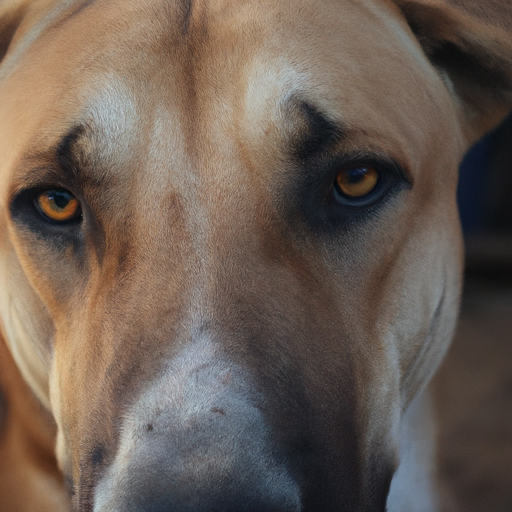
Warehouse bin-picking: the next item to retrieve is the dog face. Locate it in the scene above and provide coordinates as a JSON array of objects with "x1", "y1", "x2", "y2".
[{"x1": 0, "y1": 0, "x2": 511, "y2": 510}]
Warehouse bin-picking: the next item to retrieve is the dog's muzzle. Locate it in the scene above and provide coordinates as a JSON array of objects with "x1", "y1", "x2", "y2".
[{"x1": 92, "y1": 342, "x2": 302, "y2": 512}]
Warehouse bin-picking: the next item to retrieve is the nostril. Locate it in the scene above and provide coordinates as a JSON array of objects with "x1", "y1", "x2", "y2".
[{"x1": 146, "y1": 423, "x2": 154, "y2": 432}]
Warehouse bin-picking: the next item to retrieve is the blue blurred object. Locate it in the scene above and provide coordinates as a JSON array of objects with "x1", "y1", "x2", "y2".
[{"x1": 457, "y1": 135, "x2": 492, "y2": 235}]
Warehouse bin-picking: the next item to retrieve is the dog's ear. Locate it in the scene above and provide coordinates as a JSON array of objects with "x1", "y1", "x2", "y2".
[
  {"x1": 393, "y1": 0, "x2": 512, "y2": 144},
  {"x1": 0, "y1": 0, "x2": 27, "y2": 64}
]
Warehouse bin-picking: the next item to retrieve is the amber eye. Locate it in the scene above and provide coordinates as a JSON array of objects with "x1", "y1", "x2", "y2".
[
  {"x1": 35, "y1": 189, "x2": 81, "y2": 223},
  {"x1": 334, "y1": 166, "x2": 380, "y2": 200}
]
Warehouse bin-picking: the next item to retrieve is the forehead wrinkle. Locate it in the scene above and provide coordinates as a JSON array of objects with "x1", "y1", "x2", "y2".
[
  {"x1": 180, "y1": 0, "x2": 194, "y2": 36},
  {"x1": 53, "y1": 0, "x2": 99, "y2": 28}
]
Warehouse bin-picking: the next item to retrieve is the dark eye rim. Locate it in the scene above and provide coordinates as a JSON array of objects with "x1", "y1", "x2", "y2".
[
  {"x1": 295, "y1": 152, "x2": 411, "y2": 232},
  {"x1": 10, "y1": 185, "x2": 84, "y2": 228},
  {"x1": 34, "y1": 188, "x2": 82, "y2": 224}
]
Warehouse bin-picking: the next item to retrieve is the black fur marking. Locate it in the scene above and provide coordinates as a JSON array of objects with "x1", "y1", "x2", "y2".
[
  {"x1": 55, "y1": 125, "x2": 87, "y2": 182},
  {"x1": 290, "y1": 100, "x2": 347, "y2": 161}
]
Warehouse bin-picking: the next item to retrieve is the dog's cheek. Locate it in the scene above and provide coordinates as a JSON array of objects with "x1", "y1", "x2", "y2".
[
  {"x1": 379, "y1": 210, "x2": 464, "y2": 406},
  {"x1": 0, "y1": 218, "x2": 90, "y2": 411},
  {"x1": 6, "y1": 219, "x2": 89, "y2": 315},
  {"x1": 0, "y1": 239, "x2": 56, "y2": 408}
]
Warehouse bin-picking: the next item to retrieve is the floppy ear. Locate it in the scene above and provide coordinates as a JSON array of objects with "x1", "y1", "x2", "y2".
[
  {"x1": 0, "y1": 0, "x2": 27, "y2": 64},
  {"x1": 393, "y1": 0, "x2": 512, "y2": 145}
]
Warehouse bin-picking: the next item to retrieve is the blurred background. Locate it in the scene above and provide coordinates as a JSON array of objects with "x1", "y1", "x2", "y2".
[{"x1": 434, "y1": 113, "x2": 512, "y2": 512}]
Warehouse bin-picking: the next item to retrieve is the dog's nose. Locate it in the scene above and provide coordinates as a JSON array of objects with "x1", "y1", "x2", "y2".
[
  {"x1": 93, "y1": 411, "x2": 301, "y2": 512},
  {"x1": 98, "y1": 479, "x2": 301, "y2": 512},
  {"x1": 126, "y1": 502, "x2": 298, "y2": 512},
  {"x1": 92, "y1": 344, "x2": 301, "y2": 512}
]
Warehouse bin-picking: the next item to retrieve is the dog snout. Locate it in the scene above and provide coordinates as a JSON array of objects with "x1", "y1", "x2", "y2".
[{"x1": 92, "y1": 343, "x2": 301, "y2": 512}]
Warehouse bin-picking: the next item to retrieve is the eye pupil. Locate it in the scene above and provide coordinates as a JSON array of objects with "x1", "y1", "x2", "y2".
[
  {"x1": 52, "y1": 191, "x2": 72, "y2": 209},
  {"x1": 346, "y1": 168, "x2": 368, "y2": 184}
]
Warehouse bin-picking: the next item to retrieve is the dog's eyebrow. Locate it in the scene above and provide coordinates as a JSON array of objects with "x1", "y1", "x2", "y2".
[
  {"x1": 53, "y1": 124, "x2": 110, "y2": 191},
  {"x1": 56, "y1": 125, "x2": 87, "y2": 179},
  {"x1": 287, "y1": 100, "x2": 347, "y2": 160},
  {"x1": 11, "y1": 125, "x2": 98, "y2": 192}
]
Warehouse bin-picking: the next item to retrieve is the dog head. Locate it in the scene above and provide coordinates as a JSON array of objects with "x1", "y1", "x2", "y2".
[{"x1": 0, "y1": 0, "x2": 511, "y2": 510}]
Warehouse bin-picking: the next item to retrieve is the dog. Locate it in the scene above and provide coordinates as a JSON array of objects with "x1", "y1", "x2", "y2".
[{"x1": 0, "y1": 0, "x2": 511, "y2": 510}]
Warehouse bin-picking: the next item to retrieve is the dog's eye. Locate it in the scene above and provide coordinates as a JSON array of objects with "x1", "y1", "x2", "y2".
[
  {"x1": 35, "y1": 189, "x2": 81, "y2": 223},
  {"x1": 333, "y1": 166, "x2": 380, "y2": 202}
]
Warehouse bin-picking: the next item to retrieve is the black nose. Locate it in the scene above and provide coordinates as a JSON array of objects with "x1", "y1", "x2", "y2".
[
  {"x1": 92, "y1": 352, "x2": 301, "y2": 512},
  {"x1": 110, "y1": 420, "x2": 302, "y2": 512},
  {"x1": 95, "y1": 413, "x2": 302, "y2": 512},
  {"x1": 121, "y1": 489, "x2": 300, "y2": 512},
  {"x1": 94, "y1": 430, "x2": 301, "y2": 512}
]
